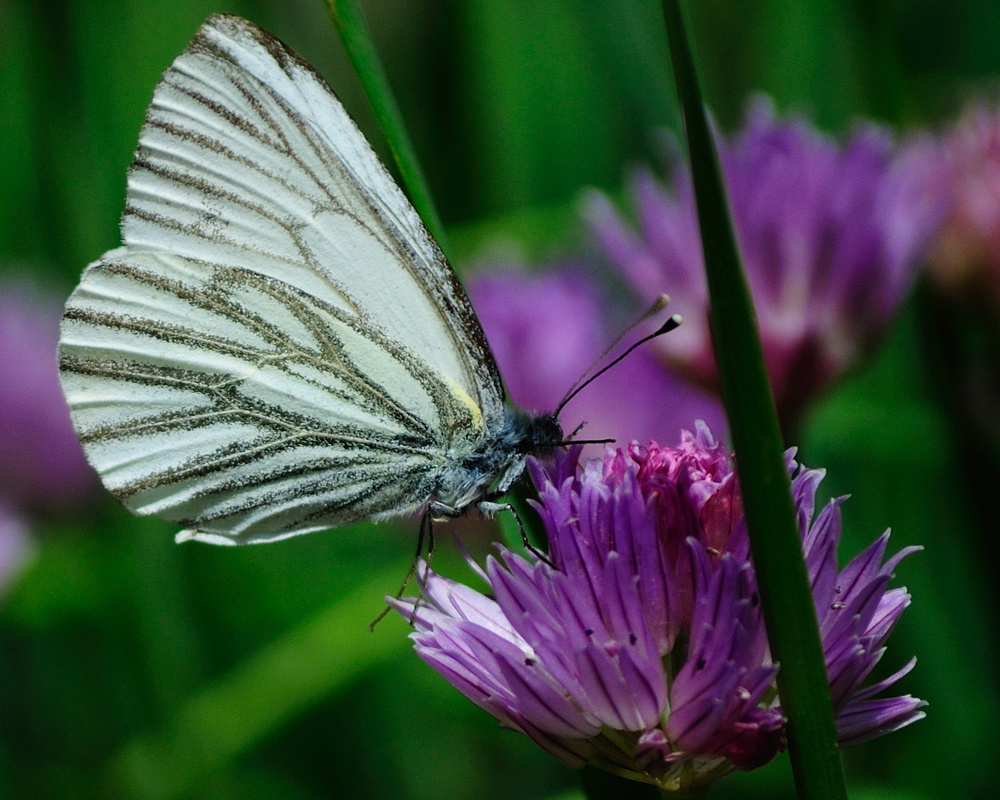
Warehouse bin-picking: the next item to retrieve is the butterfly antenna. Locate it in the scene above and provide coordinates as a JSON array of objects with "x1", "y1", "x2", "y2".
[
  {"x1": 556, "y1": 294, "x2": 671, "y2": 406},
  {"x1": 556, "y1": 420, "x2": 614, "y2": 447},
  {"x1": 553, "y1": 294, "x2": 681, "y2": 418}
]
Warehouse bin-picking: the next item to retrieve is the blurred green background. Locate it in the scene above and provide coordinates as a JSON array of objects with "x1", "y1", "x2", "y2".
[{"x1": 1, "y1": 0, "x2": 998, "y2": 798}]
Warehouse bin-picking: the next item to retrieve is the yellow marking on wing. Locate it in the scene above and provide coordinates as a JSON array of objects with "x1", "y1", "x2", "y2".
[{"x1": 444, "y1": 377, "x2": 484, "y2": 433}]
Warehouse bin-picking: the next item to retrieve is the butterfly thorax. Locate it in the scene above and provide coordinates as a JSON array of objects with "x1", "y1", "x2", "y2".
[{"x1": 430, "y1": 407, "x2": 563, "y2": 517}]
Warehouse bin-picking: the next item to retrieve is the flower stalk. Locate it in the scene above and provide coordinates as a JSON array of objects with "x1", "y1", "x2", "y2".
[
  {"x1": 324, "y1": 0, "x2": 451, "y2": 261},
  {"x1": 659, "y1": 2, "x2": 848, "y2": 798}
]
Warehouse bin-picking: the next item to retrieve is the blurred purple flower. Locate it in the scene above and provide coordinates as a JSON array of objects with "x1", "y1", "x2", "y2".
[
  {"x1": 0, "y1": 281, "x2": 98, "y2": 517},
  {"x1": 0, "y1": 504, "x2": 31, "y2": 590},
  {"x1": 393, "y1": 425, "x2": 924, "y2": 792},
  {"x1": 467, "y1": 263, "x2": 726, "y2": 450},
  {"x1": 584, "y1": 98, "x2": 945, "y2": 433},
  {"x1": 927, "y1": 102, "x2": 1000, "y2": 304}
]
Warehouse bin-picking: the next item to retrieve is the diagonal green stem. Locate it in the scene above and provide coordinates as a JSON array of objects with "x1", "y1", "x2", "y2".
[
  {"x1": 324, "y1": 0, "x2": 543, "y2": 556},
  {"x1": 107, "y1": 564, "x2": 413, "y2": 800},
  {"x1": 323, "y1": 0, "x2": 451, "y2": 262},
  {"x1": 659, "y1": 2, "x2": 848, "y2": 799}
]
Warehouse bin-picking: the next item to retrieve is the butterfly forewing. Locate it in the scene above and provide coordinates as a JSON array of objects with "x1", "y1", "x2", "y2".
[{"x1": 59, "y1": 14, "x2": 505, "y2": 543}]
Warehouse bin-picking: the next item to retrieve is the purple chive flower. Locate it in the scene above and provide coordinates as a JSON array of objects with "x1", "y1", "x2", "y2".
[
  {"x1": 0, "y1": 280, "x2": 100, "y2": 590},
  {"x1": 393, "y1": 424, "x2": 924, "y2": 792},
  {"x1": 467, "y1": 262, "x2": 726, "y2": 448},
  {"x1": 927, "y1": 102, "x2": 1000, "y2": 303},
  {"x1": 584, "y1": 98, "x2": 945, "y2": 433},
  {"x1": 0, "y1": 281, "x2": 97, "y2": 517},
  {"x1": 0, "y1": 280, "x2": 100, "y2": 592}
]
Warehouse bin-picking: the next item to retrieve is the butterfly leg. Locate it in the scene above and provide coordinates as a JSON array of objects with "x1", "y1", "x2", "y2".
[
  {"x1": 369, "y1": 511, "x2": 436, "y2": 630},
  {"x1": 477, "y1": 498, "x2": 555, "y2": 568}
]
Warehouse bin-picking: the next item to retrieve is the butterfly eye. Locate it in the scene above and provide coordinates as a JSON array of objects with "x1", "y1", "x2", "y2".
[{"x1": 528, "y1": 416, "x2": 565, "y2": 451}]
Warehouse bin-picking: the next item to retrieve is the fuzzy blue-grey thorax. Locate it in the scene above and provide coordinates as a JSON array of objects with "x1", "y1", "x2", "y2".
[{"x1": 430, "y1": 407, "x2": 563, "y2": 516}]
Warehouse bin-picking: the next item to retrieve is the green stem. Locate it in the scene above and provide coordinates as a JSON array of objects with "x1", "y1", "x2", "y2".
[
  {"x1": 658, "y1": 2, "x2": 848, "y2": 799},
  {"x1": 325, "y1": 0, "x2": 545, "y2": 556},
  {"x1": 107, "y1": 564, "x2": 412, "y2": 800},
  {"x1": 323, "y1": 0, "x2": 451, "y2": 261}
]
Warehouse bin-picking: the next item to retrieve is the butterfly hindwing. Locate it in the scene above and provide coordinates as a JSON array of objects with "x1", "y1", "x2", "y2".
[{"x1": 59, "y1": 15, "x2": 506, "y2": 543}]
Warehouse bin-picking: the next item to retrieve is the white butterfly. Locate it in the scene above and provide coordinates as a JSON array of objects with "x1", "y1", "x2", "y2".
[{"x1": 58, "y1": 14, "x2": 564, "y2": 546}]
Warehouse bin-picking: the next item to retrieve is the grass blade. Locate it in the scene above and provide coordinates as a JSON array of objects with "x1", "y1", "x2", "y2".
[
  {"x1": 659, "y1": 2, "x2": 848, "y2": 798},
  {"x1": 324, "y1": 0, "x2": 451, "y2": 260}
]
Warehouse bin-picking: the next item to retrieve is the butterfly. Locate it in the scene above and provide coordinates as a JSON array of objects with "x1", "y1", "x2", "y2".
[{"x1": 58, "y1": 14, "x2": 567, "y2": 546}]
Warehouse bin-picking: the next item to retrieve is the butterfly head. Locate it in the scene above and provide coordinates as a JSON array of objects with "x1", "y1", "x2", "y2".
[
  {"x1": 522, "y1": 413, "x2": 564, "y2": 453},
  {"x1": 500, "y1": 407, "x2": 564, "y2": 455}
]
